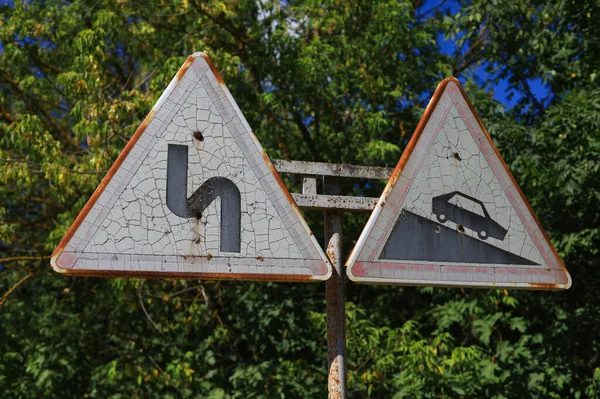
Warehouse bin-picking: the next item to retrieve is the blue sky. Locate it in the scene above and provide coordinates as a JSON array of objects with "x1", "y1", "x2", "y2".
[
  {"x1": 429, "y1": 0, "x2": 551, "y2": 109},
  {"x1": 439, "y1": 33, "x2": 551, "y2": 109}
]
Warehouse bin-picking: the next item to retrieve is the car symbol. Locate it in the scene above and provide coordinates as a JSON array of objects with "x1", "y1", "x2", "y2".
[{"x1": 431, "y1": 192, "x2": 507, "y2": 240}]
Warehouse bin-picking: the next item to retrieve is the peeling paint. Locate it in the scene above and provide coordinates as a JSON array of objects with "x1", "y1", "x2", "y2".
[
  {"x1": 51, "y1": 53, "x2": 332, "y2": 282},
  {"x1": 176, "y1": 54, "x2": 196, "y2": 82},
  {"x1": 199, "y1": 53, "x2": 225, "y2": 85},
  {"x1": 49, "y1": 268, "x2": 316, "y2": 281},
  {"x1": 328, "y1": 357, "x2": 343, "y2": 399},
  {"x1": 347, "y1": 77, "x2": 571, "y2": 290},
  {"x1": 51, "y1": 107, "x2": 157, "y2": 267}
]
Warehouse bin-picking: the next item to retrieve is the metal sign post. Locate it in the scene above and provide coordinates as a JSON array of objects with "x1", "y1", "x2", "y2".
[
  {"x1": 324, "y1": 177, "x2": 347, "y2": 398},
  {"x1": 274, "y1": 161, "x2": 393, "y2": 399}
]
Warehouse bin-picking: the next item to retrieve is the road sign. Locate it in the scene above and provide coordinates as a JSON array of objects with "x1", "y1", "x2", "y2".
[
  {"x1": 51, "y1": 53, "x2": 332, "y2": 282},
  {"x1": 346, "y1": 78, "x2": 571, "y2": 289}
]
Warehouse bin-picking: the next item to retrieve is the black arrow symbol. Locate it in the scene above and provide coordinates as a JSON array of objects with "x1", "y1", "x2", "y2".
[{"x1": 166, "y1": 144, "x2": 241, "y2": 253}]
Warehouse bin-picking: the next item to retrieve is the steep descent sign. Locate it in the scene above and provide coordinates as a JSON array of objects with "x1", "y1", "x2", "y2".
[
  {"x1": 51, "y1": 53, "x2": 332, "y2": 281},
  {"x1": 346, "y1": 78, "x2": 571, "y2": 289}
]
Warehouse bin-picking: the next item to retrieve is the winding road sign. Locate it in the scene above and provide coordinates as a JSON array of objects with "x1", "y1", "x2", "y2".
[
  {"x1": 51, "y1": 53, "x2": 332, "y2": 282},
  {"x1": 346, "y1": 78, "x2": 571, "y2": 289}
]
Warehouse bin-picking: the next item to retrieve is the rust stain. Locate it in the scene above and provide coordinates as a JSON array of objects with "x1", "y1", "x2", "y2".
[
  {"x1": 327, "y1": 250, "x2": 337, "y2": 265},
  {"x1": 328, "y1": 357, "x2": 342, "y2": 399},
  {"x1": 51, "y1": 108, "x2": 157, "y2": 263},
  {"x1": 52, "y1": 268, "x2": 316, "y2": 282},
  {"x1": 261, "y1": 149, "x2": 299, "y2": 209},
  {"x1": 383, "y1": 78, "x2": 454, "y2": 193},
  {"x1": 52, "y1": 53, "x2": 330, "y2": 282},
  {"x1": 449, "y1": 77, "x2": 570, "y2": 284},
  {"x1": 256, "y1": 255, "x2": 264, "y2": 261},
  {"x1": 527, "y1": 282, "x2": 563, "y2": 290},
  {"x1": 363, "y1": 77, "x2": 570, "y2": 289},
  {"x1": 190, "y1": 218, "x2": 202, "y2": 254},
  {"x1": 271, "y1": 169, "x2": 343, "y2": 287},
  {"x1": 327, "y1": 243, "x2": 337, "y2": 265},
  {"x1": 176, "y1": 54, "x2": 197, "y2": 82},
  {"x1": 199, "y1": 53, "x2": 225, "y2": 85},
  {"x1": 192, "y1": 130, "x2": 204, "y2": 142}
]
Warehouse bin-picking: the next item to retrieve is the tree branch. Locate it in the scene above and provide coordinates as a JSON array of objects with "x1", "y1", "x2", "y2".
[
  {"x1": 0, "y1": 255, "x2": 50, "y2": 263},
  {"x1": 0, "y1": 272, "x2": 34, "y2": 307},
  {"x1": 191, "y1": 1, "x2": 249, "y2": 45},
  {"x1": 137, "y1": 280, "x2": 164, "y2": 335},
  {"x1": 148, "y1": 354, "x2": 186, "y2": 396},
  {"x1": 293, "y1": 111, "x2": 320, "y2": 160},
  {"x1": 453, "y1": 28, "x2": 489, "y2": 77}
]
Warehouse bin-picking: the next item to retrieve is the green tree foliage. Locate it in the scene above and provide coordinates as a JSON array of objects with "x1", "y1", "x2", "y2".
[{"x1": 1, "y1": 0, "x2": 598, "y2": 397}]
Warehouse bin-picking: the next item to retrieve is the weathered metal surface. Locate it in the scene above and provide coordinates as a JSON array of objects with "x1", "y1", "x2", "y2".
[
  {"x1": 324, "y1": 177, "x2": 347, "y2": 399},
  {"x1": 51, "y1": 53, "x2": 332, "y2": 281},
  {"x1": 292, "y1": 194, "x2": 378, "y2": 211},
  {"x1": 275, "y1": 161, "x2": 386, "y2": 211},
  {"x1": 346, "y1": 77, "x2": 571, "y2": 290},
  {"x1": 273, "y1": 159, "x2": 393, "y2": 180},
  {"x1": 302, "y1": 175, "x2": 317, "y2": 195}
]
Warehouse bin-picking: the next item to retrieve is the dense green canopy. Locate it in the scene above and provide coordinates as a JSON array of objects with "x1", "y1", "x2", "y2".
[{"x1": 1, "y1": 0, "x2": 599, "y2": 397}]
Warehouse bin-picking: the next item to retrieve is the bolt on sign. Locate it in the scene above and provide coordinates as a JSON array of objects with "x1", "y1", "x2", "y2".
[
  {"x1": 346, "y1": 78, "x2": 571, "y2": 290},
  {"x1": 51, "y1": 53, "x2": 332, "y2": 281}
]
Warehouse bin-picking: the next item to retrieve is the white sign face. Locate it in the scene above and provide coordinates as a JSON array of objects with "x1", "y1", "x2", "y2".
[
  {"x1": 346, "y1": 78, "x2": 570, "y2": 289},
  {"x1": 51, "y1": 53, "x2": 332, "y2": 282}
]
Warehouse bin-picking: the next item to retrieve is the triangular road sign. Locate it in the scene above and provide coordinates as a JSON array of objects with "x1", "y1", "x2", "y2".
[
  {"x1": 51, "y1": 53, "x2": 332, "y2": 282},
  {"x1": 347, "y1": 78, "x2": 571, "y2": 289}
]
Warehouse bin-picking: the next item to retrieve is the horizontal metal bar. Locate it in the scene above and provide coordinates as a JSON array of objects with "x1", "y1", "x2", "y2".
[
  {"x1": 291, "y1": 194, "x2": 378, "y2": 211},
  {"x1": 273, "y1": 160, "x2": 393, "y2": 180}
]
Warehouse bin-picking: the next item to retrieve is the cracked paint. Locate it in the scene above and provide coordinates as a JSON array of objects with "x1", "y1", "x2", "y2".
[
  {"x1": 51, "y1": 53, "x2": 332, "y2": 281},
  {"x1": 346, "y1": 78, "x2": 570, "y2": 290}
]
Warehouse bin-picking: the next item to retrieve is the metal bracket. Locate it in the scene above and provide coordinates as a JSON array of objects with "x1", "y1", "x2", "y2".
[
  {"x1": 273, "y1": 160, "x2": 393, "y2": 211},
  {"x1": 273, "y1": 159, "x2": 394, "y2": 399}
]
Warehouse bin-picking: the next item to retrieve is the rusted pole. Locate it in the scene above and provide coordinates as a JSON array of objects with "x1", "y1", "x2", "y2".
[{"x1": 324, "y1": 177, "x2": 347, "y2": 399}]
